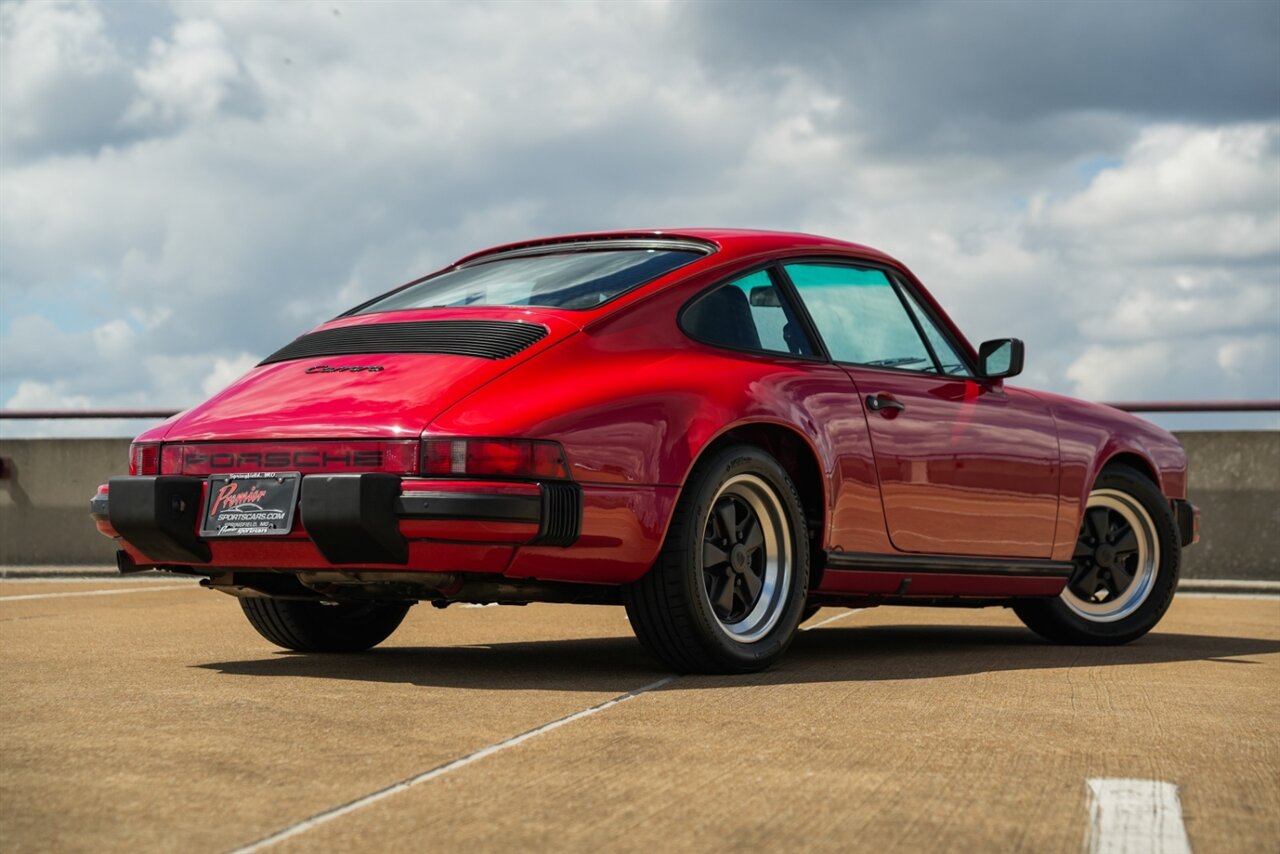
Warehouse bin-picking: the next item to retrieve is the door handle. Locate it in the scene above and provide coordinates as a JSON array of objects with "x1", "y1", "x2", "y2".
[{"x1": 866, "y1": 393, "x2": 906, "y2": 413}]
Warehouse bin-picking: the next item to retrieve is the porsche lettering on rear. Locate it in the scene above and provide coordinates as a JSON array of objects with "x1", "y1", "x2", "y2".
[{"x1": 184, "y1": 450, "x2": 386, "y2": 470}]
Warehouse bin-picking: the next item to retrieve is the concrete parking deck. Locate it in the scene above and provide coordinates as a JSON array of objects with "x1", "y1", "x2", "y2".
[{"x1": 1, "y1": 581, "x2": 1277, "y2": 853}]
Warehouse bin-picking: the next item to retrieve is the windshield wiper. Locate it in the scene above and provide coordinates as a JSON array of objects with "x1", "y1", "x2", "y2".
[{"x1": 866, "y1": 357, "x2": 927, "y2": 368}]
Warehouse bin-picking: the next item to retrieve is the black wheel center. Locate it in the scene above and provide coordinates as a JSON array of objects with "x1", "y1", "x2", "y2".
[
  {"x1": 729, "y1": 544, "x2": 748, "y2": 573},
  {"x1": 1095, "y1": 544, "x2": 1116, "y2": 568}
]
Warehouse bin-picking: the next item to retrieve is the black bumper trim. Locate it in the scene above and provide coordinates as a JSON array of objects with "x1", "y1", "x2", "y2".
[
  {"x1": 396, "y1": 491, "x2": 541, "y2": 523},
  {"x1": 1173, "y1": 500, "x2": 1199, "y2": 547},
  {"x1": 532, "y1": 482, "x2": 582, "y2": 547},
  {"x1": 301, "y1": 474, "x2": 408, "y2": 565},
  {"x1": 106, "y1": 476, "x2": 211, "y2": 564},
  {"x1": 826, "y1": 552, "x2": 1073, "y2": 577}
]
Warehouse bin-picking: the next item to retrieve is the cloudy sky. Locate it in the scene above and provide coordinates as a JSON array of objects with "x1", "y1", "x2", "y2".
[{"x1": 1, "y1": 0, "x2": 1277, "y2": 436}]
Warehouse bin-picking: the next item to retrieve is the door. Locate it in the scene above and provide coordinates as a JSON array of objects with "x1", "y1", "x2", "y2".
[
  {"x1": 781, "y1": 261, "x2": 1060, "y2": 559},
  {"x1": 679, "y1": 267, "x2": 894, "y2": 555}
]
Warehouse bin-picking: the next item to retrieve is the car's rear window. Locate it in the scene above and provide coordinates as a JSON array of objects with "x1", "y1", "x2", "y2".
[{"x1": 353, "y1": 248, "x2": 704, "y2": 314}]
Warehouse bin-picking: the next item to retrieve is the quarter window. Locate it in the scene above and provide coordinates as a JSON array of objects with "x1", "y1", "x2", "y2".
[
  {"x1": 682, "y1": 270, "x2": 816, "y2": 357},
  {"x1": 783, "y1": 263, "x2": 933, "y2": 370}
]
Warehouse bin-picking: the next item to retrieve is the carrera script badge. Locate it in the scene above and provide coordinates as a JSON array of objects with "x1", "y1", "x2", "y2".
[
  {"x1": 200, "y1": 472, "x2": 301, "y2": 538},
  {"x1": 305, "y1": 365, "x2": 385, "y2": 373}
]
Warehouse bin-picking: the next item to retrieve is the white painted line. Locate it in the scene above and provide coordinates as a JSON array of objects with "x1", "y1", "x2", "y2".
[
  {"x1": 0, "y1": 575, "x2": 191, "y2": 584},
  {"x1": 1177, "y1": 592, "x2": 1280, "y2": 601},
  {"x1": 0, "y1": 585, "x2": 195, "y2": 603},
  {"x1": 1178, "y1": 579, "x2": 1280, "y2": 593},
  {"x1": 1086, "y1": 778, "x2": 1192, "y2": 854},
  {"x1": 800, "y1": 608, "x2": 862, "y2": 631},
  {"x1": 229, "y1": 676, "x2": 676, "y2": 853}
]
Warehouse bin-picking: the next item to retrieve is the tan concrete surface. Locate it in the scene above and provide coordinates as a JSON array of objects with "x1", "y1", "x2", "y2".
[{"x1": 1, "y1": 585, "x2": 1277, "y2": 853}]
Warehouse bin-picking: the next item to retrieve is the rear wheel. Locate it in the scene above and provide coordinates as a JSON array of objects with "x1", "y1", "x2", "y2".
[
  {"x1": 624, "y1": 445, "x2": 809, "y2": 673},
  {"x1": 1014, "y1": 467, "x2": 1180, "y2": 644},
  {"x1": 240, "y1": 598, "x2": 411, "y2": 652}
]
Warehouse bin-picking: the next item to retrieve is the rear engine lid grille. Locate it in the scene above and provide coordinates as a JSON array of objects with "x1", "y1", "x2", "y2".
[{"x1": 260, "y1": 320, "x2": 548, "y2": 365}]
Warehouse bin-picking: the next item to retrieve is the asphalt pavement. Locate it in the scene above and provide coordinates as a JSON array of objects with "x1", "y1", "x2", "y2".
[{"x1": 1, "y1": 578, "x2": 1276, "y2": 853}]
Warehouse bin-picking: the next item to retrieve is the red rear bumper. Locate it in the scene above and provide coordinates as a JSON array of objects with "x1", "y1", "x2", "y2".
[
  {"x1": 92, "y1": 474, "x2": 579, "y2": 572},
  {"x1": 92, "y1": 474, "x2": 678, "y2": 585}
]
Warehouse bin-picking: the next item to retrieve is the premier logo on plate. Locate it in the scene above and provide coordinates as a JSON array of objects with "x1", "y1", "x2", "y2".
[{"x1": 200, "y1": 472, "x2": 301, "y2": 537}]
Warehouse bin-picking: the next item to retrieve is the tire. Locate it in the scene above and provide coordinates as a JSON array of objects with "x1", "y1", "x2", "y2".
[
  {"x1": 240, "y1": 598, "x2": 411, "y2": 652},
  {"x1": 624, "y1": 445, "x2": 809, "y2": 673},
  {"x1": 1014, "y1": 467, "x2": 1180, "y2": 645}
]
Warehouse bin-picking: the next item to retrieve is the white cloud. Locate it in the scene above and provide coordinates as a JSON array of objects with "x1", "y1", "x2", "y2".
[
  {"x1": 200, "y1": 352, "x2": 259, "y2": 398},
  {"x1": 0, "y1": 0, "x2": 134, "y2": 158},
  {"x1": 1018, "y1": 122, "x2": 1280, "y2": 401},
  {"x1": 1065, "y1": 341, "x2": 1181, "y2": 401},
  {"x1": 1080, "y1": 275, "x2": 1277, "y2": 342},
  {"x1": 1217, "y1": 335, "x2": 1276, "y2": 374},
  {"x1": 1066, "y1": 332, "x2": 1280, "y2": 403},
  {"x1": 92, "y1": 318, "x2": 136, "y2": 357},
  {"x1": 0, "y1": 379, "x2": 163, "y2": 439},
  {"x1": 5, "y1": 380, "x2": 94, "y2": 411},
  {"x1": 125, "y1": 18, "x2": 241, "y2": 128},
  {"x1": 0, "y1": 314, "x2": 236, "y2": 410},
  {"x1": 1031, "y1": 123, "x2": 1280, "y2": 264}
]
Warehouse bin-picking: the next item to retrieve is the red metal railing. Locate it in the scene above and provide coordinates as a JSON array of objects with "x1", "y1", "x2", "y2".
[
  {"x1": 0, "y1": 409, "x2": 182, "y2": 419},
  {"x1": 1102, "y1": 400, "x2": 1280, "y2": 413},
  {"x1": 0, "y1": 401, "x2": 1277, "y2": 420}
]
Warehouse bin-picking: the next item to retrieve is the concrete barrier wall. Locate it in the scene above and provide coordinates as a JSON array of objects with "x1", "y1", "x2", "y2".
[
  {"x1": 0, "y1": 439, "x2": 131, "y2": 566},
  {"x1": 1, "y1": 433, "x2": 1276, "y2": 579},
  {"x1": 1175, "y1": 431, "x2": 1279, "y2": 581}
]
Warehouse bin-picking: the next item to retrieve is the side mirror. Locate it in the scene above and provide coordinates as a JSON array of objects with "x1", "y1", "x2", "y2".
[{"x1": 978, "y1": 338, "x2": 1024, "y2": 379}]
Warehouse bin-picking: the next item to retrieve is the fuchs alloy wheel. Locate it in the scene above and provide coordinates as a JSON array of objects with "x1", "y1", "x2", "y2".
[
  {"x1": 624, "y1": 445, "x2": 809, "y2": 673},
  {"x1": 1014, "y1": 467, "x2": 1181, "y2": 645},
  {"x1": 240, "y1": 598, "x2": 411, "y2": 652},
  {"x1": 1062, "y1": 489, "x2": 1160, "y2": 621},
  {"x1": 701, "y1": 473, "x2": 794, "y2": 642}
]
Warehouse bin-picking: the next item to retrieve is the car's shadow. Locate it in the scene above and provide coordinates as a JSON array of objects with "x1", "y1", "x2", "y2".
[{"x1": 195, "y1": 622, "x2": 1280, "y2": 693}]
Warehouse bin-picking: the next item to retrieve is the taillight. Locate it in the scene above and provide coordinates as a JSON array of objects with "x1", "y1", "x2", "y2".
[
  {"x1": 129, "y1": 443, "x2": 161, "y2": 475},
  {"x1": 421, "y1": 439, "x2": 570, "y2": 480}
]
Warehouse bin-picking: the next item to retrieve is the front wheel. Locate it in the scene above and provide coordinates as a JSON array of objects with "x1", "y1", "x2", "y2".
[
  {"x1": 1014, "y1": 467, "x2": 1180, "y2": 645},
  {"x1": 624, "y1": 445, "x2": 809, "y2": 673},
  {"x1": 240, "y1": 598, "x2": 411, "y2": 652}
]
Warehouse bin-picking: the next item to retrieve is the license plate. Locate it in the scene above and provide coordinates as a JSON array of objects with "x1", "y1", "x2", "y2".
[{"x1": 200, "y1": 472, "x2": 301, "y2": 538}]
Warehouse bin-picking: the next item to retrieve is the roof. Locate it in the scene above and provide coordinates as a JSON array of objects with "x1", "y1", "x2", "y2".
[{"x1": 451, "y1": 228, "x2": 900, "y2": 268}]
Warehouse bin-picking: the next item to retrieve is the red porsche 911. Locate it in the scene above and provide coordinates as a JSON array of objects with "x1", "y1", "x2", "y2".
[{"x1": 91, "y1": 229, "x2": 1199, "y2": 673}]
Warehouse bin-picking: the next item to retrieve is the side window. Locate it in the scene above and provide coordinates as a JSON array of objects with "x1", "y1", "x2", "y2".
[
  {"x1": 783, "y1": 263, "x2": 934, "y2": 370},
  {"x1": 682, "y1": 269, "x2": 816, "y2": 357},
  {"x1": 897, "y1": 284, "x2": 972, "y2": 376}
]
